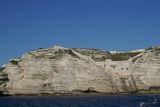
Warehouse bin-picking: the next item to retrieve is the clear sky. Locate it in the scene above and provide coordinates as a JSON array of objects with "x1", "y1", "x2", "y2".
[{"x1": 0, "y1": 0, "x2": 160, "y2": 66}]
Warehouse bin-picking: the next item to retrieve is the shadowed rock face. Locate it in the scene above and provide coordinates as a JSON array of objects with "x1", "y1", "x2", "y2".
[{"x1": 0, "y1": 46, "x2": 160, "y2": 95}]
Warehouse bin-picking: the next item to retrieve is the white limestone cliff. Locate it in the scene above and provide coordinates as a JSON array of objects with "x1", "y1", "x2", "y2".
[{"x1": 0, "y1": 46, "x2": 160, "y2": 95}]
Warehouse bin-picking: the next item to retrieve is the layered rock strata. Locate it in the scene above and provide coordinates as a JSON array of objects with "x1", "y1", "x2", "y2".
[{"x1": 0, "y1": 46, "x2": 160, "y2": 95}]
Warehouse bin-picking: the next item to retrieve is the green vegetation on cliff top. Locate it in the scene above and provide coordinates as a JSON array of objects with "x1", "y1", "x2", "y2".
[{"x1": 72, "y1": 48, "x2": 142, "y2": 61}]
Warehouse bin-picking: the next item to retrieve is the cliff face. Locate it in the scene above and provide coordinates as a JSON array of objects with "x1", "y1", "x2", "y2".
[
  {"x1": 131, "y1": 47, "x2": 160, "y2": 92},
  {"x1": 0, "y1": 46, "x2": 160, "y2": 95}
]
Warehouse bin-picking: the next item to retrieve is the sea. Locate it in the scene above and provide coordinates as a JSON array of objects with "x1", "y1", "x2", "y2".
[{"x1": 0, "y1": 95, "x2": 160, "y2": 107}]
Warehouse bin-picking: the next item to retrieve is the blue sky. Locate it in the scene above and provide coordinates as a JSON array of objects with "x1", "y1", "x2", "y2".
[{"x1": 0, "y1": 0, "x2": 160, "y2": 66}]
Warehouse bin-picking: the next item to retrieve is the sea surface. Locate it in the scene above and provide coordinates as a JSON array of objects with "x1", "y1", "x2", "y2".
[{"x1": 0, "y1": 95, "x2": 160, "y2": 107}]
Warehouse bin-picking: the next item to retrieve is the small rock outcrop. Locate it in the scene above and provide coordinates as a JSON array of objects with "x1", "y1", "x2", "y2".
[{"x1": 0, "y1": 45, "x2": 160, "y2": 95}]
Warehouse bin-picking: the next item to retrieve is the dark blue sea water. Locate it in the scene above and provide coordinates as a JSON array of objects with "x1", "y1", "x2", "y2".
[{"x1": 0, "y1": 95, "x2": 160, "y2": 107}]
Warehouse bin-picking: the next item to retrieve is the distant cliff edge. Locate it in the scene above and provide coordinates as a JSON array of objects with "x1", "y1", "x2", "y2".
[{"x1": 0, "y1": 45, "x2": 160, "y2": 96}]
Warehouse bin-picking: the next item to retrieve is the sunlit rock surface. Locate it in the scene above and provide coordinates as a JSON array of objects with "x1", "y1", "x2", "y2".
[{"x1": 0, "y1": 46, "x2": 160, "y2": 95}]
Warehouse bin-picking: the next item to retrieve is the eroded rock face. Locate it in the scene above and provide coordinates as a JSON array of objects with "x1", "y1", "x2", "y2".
[
  {"x1": 131, "y1": 47, "x2": 160, "y2": 92},
  {"x1": 1, "y1": 47, "x2": 113, "y2": 95},
  {"x1": 0, "y1": 46, "x2": 160, "y2": 95}
]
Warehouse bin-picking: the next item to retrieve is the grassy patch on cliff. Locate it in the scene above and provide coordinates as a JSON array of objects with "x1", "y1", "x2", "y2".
[
  {"x1": 72, "y1": 48, "x2": 142, "y2": 61},
  {"x1": 111, "y1": 52, "x2": 142, "y2": 61},
  {"x1": 72, "y1": 48, "x2": 110, "y2": 56},
  {"x1": 0, "y1": 67, "x2": 5, "y2": 72},
  {"x1": 10, "y1": 60, "x2": 19, "y2": 65}
]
